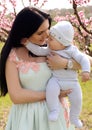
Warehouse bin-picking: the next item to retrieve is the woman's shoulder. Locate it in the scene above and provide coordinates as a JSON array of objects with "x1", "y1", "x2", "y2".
[
  {"x1": 8, "y1": 47, "x2": 28, "y2": 62},
  {"x1": 6, "y1": 48, "x2": 19, "y2": 69},
  {"x1": 8, "y1": 48, "x2": 19, "y2": 62}
]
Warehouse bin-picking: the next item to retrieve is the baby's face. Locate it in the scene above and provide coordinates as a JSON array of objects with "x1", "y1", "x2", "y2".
[{"x1": 48, "y1": 35, "x2": 65, "y2": 51}]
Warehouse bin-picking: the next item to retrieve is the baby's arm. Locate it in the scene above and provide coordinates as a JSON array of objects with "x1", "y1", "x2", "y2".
[{"x1": 71, "y1": 46, "x2": 91, "y2": 82}]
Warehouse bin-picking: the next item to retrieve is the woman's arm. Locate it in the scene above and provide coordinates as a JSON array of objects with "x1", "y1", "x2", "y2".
[
  {"x1": 6, "y1": 57, "x2": 73, "y2": 104},
  {"x1": 5, "y1": 59, "x2": 46, "y2": 104},
  {"x1": 46, "y1": 52, "x2": 81, "y2": 70}
]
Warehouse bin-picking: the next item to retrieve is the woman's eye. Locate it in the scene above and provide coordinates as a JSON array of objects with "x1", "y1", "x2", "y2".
[{"x1": 38, "y1": 32, "x2": 43, "y2": 35}]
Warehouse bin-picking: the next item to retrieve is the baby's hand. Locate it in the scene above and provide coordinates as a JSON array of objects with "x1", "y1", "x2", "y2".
[{"x1": 81, "y1": 72, "x2": 90, "y2": 82}]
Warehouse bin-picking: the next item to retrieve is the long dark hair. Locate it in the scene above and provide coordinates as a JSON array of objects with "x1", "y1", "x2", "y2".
[{"x1": 0, "y1": 7, "x2": 52, "y2": 96}]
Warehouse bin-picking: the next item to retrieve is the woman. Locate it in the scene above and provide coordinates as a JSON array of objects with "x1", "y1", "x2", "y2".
[{"x1": 0, "y1": 7, "x2": 81, "y2": 130}]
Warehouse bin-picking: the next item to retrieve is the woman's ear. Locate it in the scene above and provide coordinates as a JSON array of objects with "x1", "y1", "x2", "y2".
[{"x1": 21, "y1": 38, "x2": 28, "y2": 45}]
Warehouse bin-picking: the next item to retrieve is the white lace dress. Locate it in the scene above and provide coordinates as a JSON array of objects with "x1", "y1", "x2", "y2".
[{"x1": 5, "y1": 49, "x2": 75, "y2": 130}]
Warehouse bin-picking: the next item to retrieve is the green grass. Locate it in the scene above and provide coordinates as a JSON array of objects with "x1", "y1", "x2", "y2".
[
  {"x1": 80, "y1": 79, "x2": 92, "y2": 130},
  {"x1": 0, "y1": 43, "x2": 92, "y2": 130},
  {"x1": 0, "y1": 43, "x2": 4, "y2": 50},
  {"x1": 0, "y1": 95, "x2": 12, "y2": 130}
]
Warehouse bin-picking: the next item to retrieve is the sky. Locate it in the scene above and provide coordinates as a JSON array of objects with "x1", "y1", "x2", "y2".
[
  {"x1": 16, "y1": 0, "x2": 72, "y2": 11},
  {"x1": 42, "y1": 0, "x2": 72, "y2": 9},
  {"x1": 0, "y1": 0, "x2": 92, "y2": 12},
  {"x1": 42, "y1": 0, "x2": 92, "y2": 9},
  {"x1": 13, "y1": 0, "x2": 73, "y2": 12},
  {"x1": 13, "y1": 0, "x2": 92, "y2": 13}
]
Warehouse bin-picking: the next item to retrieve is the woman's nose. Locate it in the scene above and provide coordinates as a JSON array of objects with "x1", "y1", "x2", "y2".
[
  {"x1": 43, "y1": 29, "x2": 49, "y2": 38},
  {"x1": 46, "y1": 29, "x2": 49, "y2": 37}
]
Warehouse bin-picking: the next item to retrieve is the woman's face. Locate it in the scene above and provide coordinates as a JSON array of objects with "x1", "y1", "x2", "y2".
[{"x1": 28, "y1": 19, "x2": 50, "y2": 46}]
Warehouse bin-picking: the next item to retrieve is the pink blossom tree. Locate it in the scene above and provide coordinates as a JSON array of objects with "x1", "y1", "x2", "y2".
[
  {"x1": 54, "y1": 0, "x2": 92, "y2": 55},
  {"x1": 0, "y1": 0, "x2": 47, "y2": 42},
  {"x1": 0, "y1": 0, "x2": 92, "y2": 55}
]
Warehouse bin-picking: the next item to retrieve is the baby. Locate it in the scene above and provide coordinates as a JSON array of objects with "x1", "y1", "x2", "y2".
[{"x1": 46, "y1": 21, "x2": 90, "y2": 128}]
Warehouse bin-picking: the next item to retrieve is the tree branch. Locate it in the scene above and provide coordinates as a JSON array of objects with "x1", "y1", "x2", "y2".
[{"x1": 73, "y1": 0, "x2": 92, "y2": 35}]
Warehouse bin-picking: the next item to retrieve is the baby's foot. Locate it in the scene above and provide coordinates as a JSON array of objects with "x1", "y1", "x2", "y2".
[
  {"x1": 48, "y1": 111, "x2": 59, "y2": 121},
  {"x1": 71, "y1": 118, "x2": 83, "y2": 128}
]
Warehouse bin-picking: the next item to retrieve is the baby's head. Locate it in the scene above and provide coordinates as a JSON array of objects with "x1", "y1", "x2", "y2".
[{"x1": 49, "y1": 21, "x2": 74, "y2": 47}]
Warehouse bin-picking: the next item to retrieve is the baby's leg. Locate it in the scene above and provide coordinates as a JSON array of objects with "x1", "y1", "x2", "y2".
[
  {"x1": 68, "y1": 82, "x2": 83, "y2": 128},
  {"x1": 46, "y1": 77, "x2": 60, "y2": 121}
]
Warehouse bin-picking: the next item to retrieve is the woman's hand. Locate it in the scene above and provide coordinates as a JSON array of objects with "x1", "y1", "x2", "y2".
[
  {"x1": 46, "y1": 52, "x2": 81, "y2": 70},
  {"x1": 59, "y1": 89, "x2": 72, "y2": 98},
  {"x1": 46, "y1": 52, "x2": 68, "y2": 70}
]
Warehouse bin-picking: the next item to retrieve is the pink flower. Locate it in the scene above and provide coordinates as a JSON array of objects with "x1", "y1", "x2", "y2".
[{"x1": 16, "y1": 61, "x2": 40, "y2": 73}]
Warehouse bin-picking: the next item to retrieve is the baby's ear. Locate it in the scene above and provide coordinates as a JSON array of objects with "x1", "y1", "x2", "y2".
[{"x1": 21, "y1": 38, "x2": 28, "y2": 45}]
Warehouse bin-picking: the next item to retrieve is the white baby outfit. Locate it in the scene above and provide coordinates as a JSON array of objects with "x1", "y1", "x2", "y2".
[
  {"x1": 46, "y1": 21, "x2": 90, "y2": 128},
  {"x1": 46, "y1": 45, "x2": 90, "y2": 127}
]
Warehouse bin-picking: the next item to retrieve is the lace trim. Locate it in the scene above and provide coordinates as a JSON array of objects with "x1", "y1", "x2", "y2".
[{"x1": 9, "y1": 49, "x2": 40, "y2": 73}]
